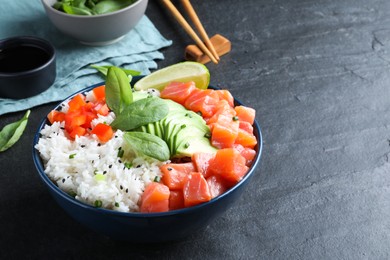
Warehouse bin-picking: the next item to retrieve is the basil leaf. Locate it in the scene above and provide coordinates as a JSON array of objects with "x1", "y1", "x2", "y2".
[
  {"x1": 111, "y1": 97, "x2": 169, "y2": 131},
  {"x1": 123, "y1": 131, "x2": 170, "y2": 161},
  {"x1": 105, "y1": 66, "x2": 133, "y2": 114},
  {"x1": 90, "y1": 65, "x2": 141, "y2": 79},
  {"x1": 92, "y1": 0, "x2": 137, "y2": 14},
  {"x1": 0, "y1": 110, "x2": 30, "y2": 152}
]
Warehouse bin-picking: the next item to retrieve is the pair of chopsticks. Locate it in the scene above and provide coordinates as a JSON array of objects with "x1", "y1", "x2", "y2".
[{"x1": 161, "y1": 0, "x2": 220, "y2": 64}]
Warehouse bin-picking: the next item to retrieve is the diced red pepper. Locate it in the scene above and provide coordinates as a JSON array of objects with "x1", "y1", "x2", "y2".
[
  {"x1": 92, "y1": 85, "x2": 106, "y2": 101},
  {"x1": 90, "y1": 123, "x2": 113, "y2": 142}
]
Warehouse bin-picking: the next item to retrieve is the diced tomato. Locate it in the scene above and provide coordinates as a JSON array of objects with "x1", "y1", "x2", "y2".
[
  {"x1": 184, "y1": 88, "x2": 220, "y2": 118},
  {"x1": 191, "y1": 152, "x2": 215, "y2": 178},
  {"x1": 210, "y1": 114, "x2": 239, "y2": 149},
  {"x1": 234, "y1": 105, "x2": 255, "y2": 125},
  {"x1": 206, "y1": 175, "x2": 228, "y2": 199},
  {"x1": 215, "y1": 89, "x2": 234, "y2": 107},
  {"x1": 68, "y1": 125, "x2": 87, "y2": 140},
  {"x1": 90, "y1": 123, "x2": 113, "y2": 142},
  {"x1": 169, "y1": 190, "x2": 185, "y2": 210},
  {"x1": 93, "y1": 102, "x2": 109, "y2": 116},
  {"x1": 160, "y1": 81, "x2": 196, "y2": 105},
  {"x1": 160, "y1": 162, "x2": 195, "y2": 190},
  {"x1": 47, "y1": 110, "x2": 66, "y2": 124},
  {"x1": 140, "y1": 182, "x2": 170, "y2": 213},
  {"x1": 208, "y1": 148, "x2": 249, "y2": 184},
  {"x1": 183, "y1": 172, "x2": 211, "y2": 207},
  {"x1": 67, "y1": 94, "x2": 86, "y2": 112},
  {"x1": 92, "y1": 85, "x2": 106, "y2": 101},
  {"x1": 65, "y1": 111, "x2": 87, "y2": 133},
  {"x1": 80, "y1": 109, "x2": 98, "y2": 129},
  {"x1": 235, "y1": 128, "x2": 257, "y2": 149}
]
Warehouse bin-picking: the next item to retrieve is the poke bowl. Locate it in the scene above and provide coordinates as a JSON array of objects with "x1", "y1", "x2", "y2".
[{"x1": 32, "y1": 71, "x2": 262, "y2": 243}]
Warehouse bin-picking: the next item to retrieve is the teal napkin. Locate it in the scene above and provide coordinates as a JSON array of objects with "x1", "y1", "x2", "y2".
[{"x1": 0, "y1": 0, "x2": 172, "y2": 115}]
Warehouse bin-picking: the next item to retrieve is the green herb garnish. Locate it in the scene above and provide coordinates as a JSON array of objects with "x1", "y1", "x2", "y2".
[
  {"x1": 117, "y1": 147, "x2": 124, "y2": 158},
  {"x1": 0, "y1": 110, "x2": 30, "y2": 152},
  {"x1": 124, "y1": 162, "x2": 132, "y2": 169},
  {"x1": 94, "y1": 200, "x2": 103, "y2": 208}
]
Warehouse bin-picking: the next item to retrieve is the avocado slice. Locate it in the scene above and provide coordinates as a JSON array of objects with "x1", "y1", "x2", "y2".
[{"x1": 174, "y1": 136, "x2": 217, "y2": 158}]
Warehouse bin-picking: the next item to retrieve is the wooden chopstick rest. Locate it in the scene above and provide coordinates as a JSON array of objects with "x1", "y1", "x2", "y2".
[
  {"x1": 161, "y1": 0, "x2": 218, "y2": 64},
  {"x1": 185, "y1": 34, "x2": 231, "y2": 64},
  {"x1": 180, "y1": 0, "x2": 220, "y2": 61}
]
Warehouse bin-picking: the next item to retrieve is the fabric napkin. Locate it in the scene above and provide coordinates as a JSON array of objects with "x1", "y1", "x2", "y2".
[{"x1": 0, "y1": 0, "x2": 172, "y2": 116}]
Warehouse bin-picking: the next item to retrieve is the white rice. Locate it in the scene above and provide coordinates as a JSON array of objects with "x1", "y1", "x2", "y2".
[{"x1": 35, "y1": 89, "x2": 167, "y2": 213}]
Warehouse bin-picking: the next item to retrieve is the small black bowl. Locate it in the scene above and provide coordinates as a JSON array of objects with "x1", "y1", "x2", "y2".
[{"x1": 0, "y1": 36, "x2": 56, "y2": 99}]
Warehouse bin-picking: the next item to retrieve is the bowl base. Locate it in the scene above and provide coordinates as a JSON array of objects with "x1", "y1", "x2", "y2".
[{"x1": 79, "y1": 35, "x2": 125, "y2": 46}]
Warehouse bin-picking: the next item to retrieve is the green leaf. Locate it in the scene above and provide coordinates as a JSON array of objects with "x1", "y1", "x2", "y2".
[
  {"x1": 92, "y1": 0, "x2": 137, "y2": 14},
  {"x1": 105, "y1": 66, "x2": 133, "y2": 114},
  {"x1": 123, "y1": 132, "x2": 170, "y2": 161},
  {"x1": 90, "y1": 64, "x2": 141, "y2": 79},
  {"x1": 0, "y1": 110, "x2": 30, "y2": 152},
  {"x1": 62, "y1": 3, "x2": 94, "y2": 15},
  {"x1": 111, "y1": 97, "x2": 169, "y2": 131}
]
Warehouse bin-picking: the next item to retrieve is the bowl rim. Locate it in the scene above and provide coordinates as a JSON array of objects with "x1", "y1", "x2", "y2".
[
  {"x1": 32, "y1": 78, "x2": 263, "y2": 218},
  {"x1": 0, "y1": 36, "x2": 56, "y2": 77},
  {"x1": 41, "y1": 0, "x2": 147, "y2": 19}
]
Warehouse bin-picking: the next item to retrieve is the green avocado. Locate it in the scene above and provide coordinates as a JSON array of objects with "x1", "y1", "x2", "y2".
[
  {"x1": 132, "y1": 94, "x2": 217, "y2": 158},
  {"x1": 175, "y1": 136, "x2": 217, "y2": 158}
]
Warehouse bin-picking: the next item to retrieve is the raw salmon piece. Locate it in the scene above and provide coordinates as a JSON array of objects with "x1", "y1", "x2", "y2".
[
  {"x1": 234, "y1": 105, "x2": 256, "y2": 125},
  {"x1": 160, "y1": 163, "x2": 195, "y2": 190},
  {"x1": 192, "y1": 152, "x2": 215, "y2": 178},
  {"x1": 140, "y1": 182, "x2": 170, "y2": 213},
  {"x1": 184, "y1": 88, "x2": 220, "y2": 118},
  {"x1": 169, "y1": 190, "x2": 185, "y2": 210},
  {"x1": 211, "y1": 114, "x2": 239, "y2": 149},
  {"x1": 160, "y1": 81, "x2": 196, "y2": 105},
  {"x1": 208, "y1": 148, "x2": 249, "y2": 183},
  {"x1": 183, "y1": 172, "x2": 212, "y2": 207}
]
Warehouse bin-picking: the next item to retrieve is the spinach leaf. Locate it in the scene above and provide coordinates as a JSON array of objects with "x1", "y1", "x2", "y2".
[
  {"x1": 62, "y1": 3, "x2": 94, "y2": 15},
  {"x1": 105, "y1": 66, "x2": 133, "y2": 114},
  {"x1": 123, "y1": 131, "x2": 170, "y2": 161},
  {"x1": 0, "y1": 110, "x2": 30, "y2": 152},
  {"x1": 111, "y1": 97, "x2": 169, "y2": 130},
  {"x1": 90, "y1": 64, "x2": 140, "y2": 79},
  {"x1": 53, "y1": 0, "x2": 137, "y2": 15},
  {"x1": 93, "y1": 0, "x2": 137, "y2": 14}
]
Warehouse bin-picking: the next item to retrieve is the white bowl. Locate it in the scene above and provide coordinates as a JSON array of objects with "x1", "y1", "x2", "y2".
[{"x1": 41, "y1": 0, "x2": 148, "y2": 46}]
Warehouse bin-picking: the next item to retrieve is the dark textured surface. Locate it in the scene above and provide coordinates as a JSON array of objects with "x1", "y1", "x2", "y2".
[{"x1": 1, "y1": 0, "x2": 390, "y2": 259}]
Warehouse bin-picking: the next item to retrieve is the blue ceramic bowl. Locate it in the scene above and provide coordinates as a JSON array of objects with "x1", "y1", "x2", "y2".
[{"x1": 32, "y1": 78, "x2": 263, "y2": 243}]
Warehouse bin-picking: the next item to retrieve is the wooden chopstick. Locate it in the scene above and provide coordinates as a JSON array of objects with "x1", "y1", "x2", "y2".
[
  {"x1": 161, "y1": 0, "x2": 219, "y2": 64},
  {"x1": 180, "y1": 0, "x2": 220, "y2": 61}
]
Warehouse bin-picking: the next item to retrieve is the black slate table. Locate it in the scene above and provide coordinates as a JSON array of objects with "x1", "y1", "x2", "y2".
[{"x1": 1, "y1": 0, "x2": 390, "y2": 259}]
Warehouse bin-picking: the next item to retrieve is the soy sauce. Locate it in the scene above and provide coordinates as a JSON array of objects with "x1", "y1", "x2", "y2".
[{"x1": 0, "y1": 45, "x2": 50, "y2": 73}]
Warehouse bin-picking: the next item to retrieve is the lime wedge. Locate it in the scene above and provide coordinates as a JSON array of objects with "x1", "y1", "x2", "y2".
[{"x1": 134, "y1": 62, "x2": 210, "y2": 91}]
